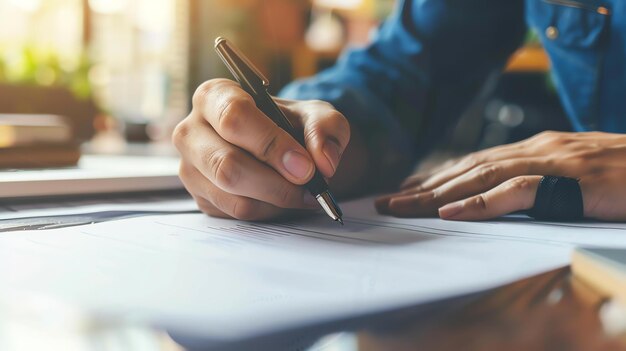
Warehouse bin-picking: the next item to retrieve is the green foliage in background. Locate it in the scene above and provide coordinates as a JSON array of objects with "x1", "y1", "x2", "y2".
[
  {"x1": 0, "y1": 47, "x2": 93, "y2": 100},
  {"x1": 524, "y1": 28, "x2": 557, "y2": 93},
  {"x1": 525, "y1": 29, "x2": 541, "y2": 46}
]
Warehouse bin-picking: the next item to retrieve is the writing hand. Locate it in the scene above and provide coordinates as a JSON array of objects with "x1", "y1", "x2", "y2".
[{"x1": 173, "y1": 79, "x2": 350, "y2": 220}]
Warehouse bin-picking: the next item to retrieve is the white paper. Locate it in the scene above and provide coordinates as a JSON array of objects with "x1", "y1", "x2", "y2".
[
  {"x1": 0, "y1": 155, "x2": 183, "y2": 198},
  {"x1": 2, "y1": 197, "x2": 626, "y2": 340},
  {"x1": 0, "y1": 197, "x2": 198, "y2": 220}
]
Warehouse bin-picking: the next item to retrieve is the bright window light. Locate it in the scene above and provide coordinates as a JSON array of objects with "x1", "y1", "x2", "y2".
[
  {"x1": 7, "y1": 0, "x2": 42, "y2": 12},
  {"x1": 88, "y1": 0, "x2": 127, "y2": 14},
  {"x1": 314, "y1": 0, "x2": 363, "y2": 10}
]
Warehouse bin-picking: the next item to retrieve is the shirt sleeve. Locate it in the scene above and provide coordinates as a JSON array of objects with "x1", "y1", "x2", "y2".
[{"x1": 280, "y1": 0, "x2": 527, "y2": 188}]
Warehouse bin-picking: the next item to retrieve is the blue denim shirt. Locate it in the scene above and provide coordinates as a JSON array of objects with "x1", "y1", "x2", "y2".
[{"x1": 280, "y1": 0, "x2": 623, "y2": 183}]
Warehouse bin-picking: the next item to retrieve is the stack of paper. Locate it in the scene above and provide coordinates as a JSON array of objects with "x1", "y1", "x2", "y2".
[{"x1": 1, "y1": 197, "x2": 626, "y2": 341}]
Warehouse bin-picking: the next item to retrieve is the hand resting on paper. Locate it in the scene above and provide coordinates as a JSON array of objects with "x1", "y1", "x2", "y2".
[{"x1": 376, "y1": 131, "x2": 626, "y2": 221}]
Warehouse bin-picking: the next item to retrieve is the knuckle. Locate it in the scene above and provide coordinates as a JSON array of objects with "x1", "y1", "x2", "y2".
[
  {"x1": 537, "y1": 130, "x2": 562, "y2": 143},
  {"x1": 192, "y1": 80, "x2": 217, "y2": 107},
  {"x1": 476, "y1": 163, "x2": 502, "y2": 186},
  {"x1": 178, "y1": 161, "x2": 190, "y2": 181},
  {"x1": 258, "y1": 130, "x2": 279, "y2": 162},
  {"x1": 304, "y1": 100, "x2": 345, "y2": 119},
  {"x1": 206, "y1": 150, "x2": 241, "y2": 190},
  {"x1": 472, "y1": 195, "x2": 488, "y2": 211},
  {"x1": 192, "y1": 79, "x2": 233, "y2": 107},
  {"x1": 274, "y1": 184, "x2": 298, "y2": 208},
  {"x1": 541, "y1": 156, "x2": 557, "y2": 170},
  {"x1": 462, "y1": 153, "x2": 481, "y2": 169},
  {"x1": 307, "y1": 99, "x2": 334, "y2": 110},
  {"x1": 507, "y1": 176, "x2": 533, "y2": 192},
  {"x1": 171, "y1": 118, "x2": 191, "y2": 149},
  {"x1": 538, "y1": 130, "x2": 556, "y2": 138},
  {"x1": 231, "y1": 198, "x2": 258, "y2": 221},
  {"x1": 217, "y1": 96, "x2": 254, "y2": 137}
]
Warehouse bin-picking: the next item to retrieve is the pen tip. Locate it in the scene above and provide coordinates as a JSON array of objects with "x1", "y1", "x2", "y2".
[{"x1": 338, "y1": 218, "x2": 344, "y2": 226}]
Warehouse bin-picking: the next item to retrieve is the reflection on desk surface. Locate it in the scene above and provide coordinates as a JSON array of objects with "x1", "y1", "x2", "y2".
[
  {"x1": 4, "y1": 269, "x2": 625, "y2": 351},
  {"x1": 301, "y1": 269, "x2": 626, "y2": 351},
  {"x1": 186, "y1": 269, "x2": 626, "y2": 351}
]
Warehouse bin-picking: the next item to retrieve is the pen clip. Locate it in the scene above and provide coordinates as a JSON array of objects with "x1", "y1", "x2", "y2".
[{"x1": 214, "y1": 37, "x2": 269, "y2": 96}]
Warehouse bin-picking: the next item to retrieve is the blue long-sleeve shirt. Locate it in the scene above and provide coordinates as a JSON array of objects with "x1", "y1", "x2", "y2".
[{"x1": 280, "y1": 0, "x2": 624, "y2": 185}]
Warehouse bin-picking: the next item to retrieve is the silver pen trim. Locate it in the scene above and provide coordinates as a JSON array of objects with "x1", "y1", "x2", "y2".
[{"x1": 316, "y1": 191, "x2": 344, "y2": 224}]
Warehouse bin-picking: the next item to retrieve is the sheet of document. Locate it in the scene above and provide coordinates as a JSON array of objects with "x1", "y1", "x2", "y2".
[
  {"x1": 0, "y1": 155, "x2": 183, "y2": 198},
  {"x1": 0, "y1": 195, "x2": 198, "y2": 219},
  {"x1": 0, "y1": 196, "x2": 199, "y2": 232},
  {"x1": 2, "y1": 197, "x2": 626, "y2": 340}
]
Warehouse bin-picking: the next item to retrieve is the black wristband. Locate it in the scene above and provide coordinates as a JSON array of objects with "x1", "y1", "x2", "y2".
[{"x1": 528, "y1": 176, "x2": 583, "y2": 221}]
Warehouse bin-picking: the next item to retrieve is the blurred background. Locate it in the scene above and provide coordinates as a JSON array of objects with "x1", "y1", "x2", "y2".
[{"x1": 0, "y1": 0, "x2": 571, "y2": 166}]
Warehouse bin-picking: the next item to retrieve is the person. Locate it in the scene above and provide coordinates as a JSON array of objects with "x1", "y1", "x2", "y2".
[{"x1": 173, "y1": 0, "x2": 626, "y2": 222}]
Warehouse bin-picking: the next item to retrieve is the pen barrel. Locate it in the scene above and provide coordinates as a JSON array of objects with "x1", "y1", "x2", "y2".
[
  {"x1": 306, "y1": 170, "x2": 330, "y2": 195},
  {"x1": 253, "y1": 93, "x2": 330, "y2": 196},
  {"x1": 253, "y1": 92, "x2": 299, "y2": 137}
]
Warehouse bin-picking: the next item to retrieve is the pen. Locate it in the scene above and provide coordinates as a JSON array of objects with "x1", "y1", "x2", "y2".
[{"x1": 214, "y1": 37, "x2": 344, "y2": 225}]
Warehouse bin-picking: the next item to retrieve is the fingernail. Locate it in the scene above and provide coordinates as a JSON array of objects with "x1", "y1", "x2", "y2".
[
  {"x1": 283, "y1": 150, "x2": 313, "y2": 180},
  {"x1": 303, "y1": 192, "x2": 318, "y2": 208},
  {"x1": 439, "y1": 201, "x2": 464, "y2": 219},
  {"x1": 374, "y1": 196, "x2": 391, "y2": 214},
  {"x1": 323, "y1": 141, "x2": 341, "y2": 174}
]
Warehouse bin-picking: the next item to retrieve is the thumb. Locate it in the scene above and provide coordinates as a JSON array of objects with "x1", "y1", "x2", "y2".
[{"x1": 290, "y1": 100, "x2": 350, "y2": 179}]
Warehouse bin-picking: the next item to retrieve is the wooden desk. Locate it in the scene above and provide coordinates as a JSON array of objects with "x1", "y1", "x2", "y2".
[{"x1": 358, "y1": 269, "x2": 626, "y2": 351}]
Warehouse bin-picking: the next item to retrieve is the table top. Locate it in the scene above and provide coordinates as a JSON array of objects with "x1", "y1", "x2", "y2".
[
  {"x1": 351, "y1": 268, "x2": 626, "y2": 351},
  {"x1": 3, "y1": 174, "x2": 625, "y2": 350},
  {"x1": 164, "y1": 268, "x2": 626, "y2": 351},
  {"x1": 2, "y1": 245, "x2": 624, "y2": 350}
]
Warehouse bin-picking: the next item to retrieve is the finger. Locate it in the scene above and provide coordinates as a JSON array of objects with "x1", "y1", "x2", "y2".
[
  {"x1": 438, "y1": 176, "x2": 542, "y2": 221},
  {"x1": 291, "y1": 100, "x2": 351, "y2": 178},
  {"x1": 194, "y1": 79, "x2": 315, "y2": 184},
  {"x1": 374, "y1": 194, "x2": 395, "y2": 215},
  {"x1": 179, "y1": 162, "x2": 228, "y2": 218},
  {"x1": 382, "y1": 192, "x2": 439, "y2": 217},
  {"x1": 376, "y1": 188, "x2": 437, "y2": 216},
  {"x1": 399, "y1": 174, "x2": 427, "y2": 191},
  {"x1": 399, "y1": 159, "x2": 457, "y2": 190},
  {"x1": 174, "y1": 121, "x2": 316, "y2": 209},
  {"x1": 410, "y1": 142, "x2": 531, "y2": 192},
  {"x1": 387, "y1": 159, "x2": 544, "y2": 217},
  {"x1": 179, "y1": 161, "x2": 289, "y2": 220},
  {"x1": 193, "y1": 194, "x2": 229, "y2": 218}
]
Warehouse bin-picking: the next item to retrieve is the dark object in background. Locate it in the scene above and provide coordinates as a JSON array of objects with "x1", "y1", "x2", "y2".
[
  {"x1": 123, "y1": 119, "x2": 152, "y2": 143},
  {"x1": 445, "y1": 72, "x2": 571, "y2": 153},
  {"x1": 0, "y1": 84, "x2": 97, "y2": 142},
  {"x1": 478, "y1": 72, "x2": 571, "y2": 148},
  {"x1": 0, "y1": 114, "x2": 80, "y2": 169},
  {"x1": 0, "y1": 143, "x2": 80, "y2": 169},
  {"x1": 0, "y1": 114, "x2": 72, "y2": 147}
]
